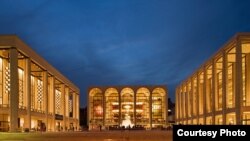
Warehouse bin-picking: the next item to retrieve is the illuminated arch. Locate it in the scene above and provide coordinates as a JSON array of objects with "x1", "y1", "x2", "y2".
[
  {"x1": 152, "y1": 88, "x2": 166, "y2": 97},
  {"x1": 151, "y1": 87, "x2": 166, "y2": 125},
  {"x1": 136, "y1": 87, "x2": 150, "y2": 97},
  {"x1": 105, "y1": 88, "x2": 119, "y2": 125},
  {"x1": 121, "y1": 87, "x2": 134, "y2": 96},
  {"x1": 105, "y1": 88, "x2": 119, "y2": 97},
  {"x1": 89, "y1": 88, "x2": 102, "y2": 97},
  {"x1": 121, "y1": 87, "x2": 135, "y2": 127},
  {"x1": 89, "y1": 88, "x2": 103, "y2": 122},
  {"x1": 136, "y1": 87, "x2": 150, "y2": 126}
]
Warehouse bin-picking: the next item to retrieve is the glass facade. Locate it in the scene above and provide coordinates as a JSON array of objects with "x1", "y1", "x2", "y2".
[
  {"x1": 88, "y1": 86, "x2": 167, "y2": 130},
  {"x1": 0, "y1": 35, "x2": 80, "y2": 132},
  {"x1": 176, "y1": 33, "x2": 250, "y2": 125}
]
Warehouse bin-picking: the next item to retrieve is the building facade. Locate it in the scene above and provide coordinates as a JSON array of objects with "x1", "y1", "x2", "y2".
[
  {"x1": 175, "y1": 33, "x2": 250, "y2": 125},
  {"x1": 88, "y1": 86, "x2": 167, "y2": 130},
  {"x1": 0, "y1": 35, "x2": 80, "y2": 132}
]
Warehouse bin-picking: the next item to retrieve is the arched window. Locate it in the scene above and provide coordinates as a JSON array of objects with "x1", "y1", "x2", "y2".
[
  {"x1": 121, "y1": 88, "x2": 134, "y2": 127},
  {"x1": 152, "y1": 88, "x2": 166, "y2": 125},
  {"x1": 105, "y1": 88, "x2": 119, "y2": 125},
  {"x1": 136, "y1": 87, "x2": 150, "y2": 127},
  {"x1": 89, "y1": 88, "x2": 103, "y2": 124}
]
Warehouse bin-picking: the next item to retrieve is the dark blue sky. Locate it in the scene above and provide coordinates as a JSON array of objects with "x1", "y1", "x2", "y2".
[{"x1": 1, "y1": 0, "x2": 250, "y2": 107}]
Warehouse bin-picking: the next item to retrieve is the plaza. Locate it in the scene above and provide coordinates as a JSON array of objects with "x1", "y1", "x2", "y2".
[{"x1": 0, "y1": 130, "x2": 172, "y2": 141}]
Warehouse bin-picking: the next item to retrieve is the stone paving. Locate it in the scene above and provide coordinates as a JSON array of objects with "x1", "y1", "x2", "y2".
[{"x1": 0, "y1": 130, "x2": 172, "y2": 141}]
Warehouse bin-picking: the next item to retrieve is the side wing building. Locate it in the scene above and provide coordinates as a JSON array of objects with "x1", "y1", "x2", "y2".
[{"x1": 0, "y1": 35, "x2": 80, "y2": 132}]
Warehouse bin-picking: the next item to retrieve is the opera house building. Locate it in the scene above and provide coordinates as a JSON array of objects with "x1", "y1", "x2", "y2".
[
  {"x1": 88, "y1": 86, "x2": 167, "y2": 130},
  {"x1": 0, "y1": 35, "x2": 80, "y2": 132},
  {"x1": 176, "y1": 33, "x2": 250, "y2": 125}
]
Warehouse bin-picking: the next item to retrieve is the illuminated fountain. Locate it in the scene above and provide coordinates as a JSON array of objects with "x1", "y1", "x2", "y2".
[
  {"x1": 121, "y1": 104, "x2": 134, "y2": 128},
  {"x1": 122, "y1": 114, "x2": 133, "y2": 128}
]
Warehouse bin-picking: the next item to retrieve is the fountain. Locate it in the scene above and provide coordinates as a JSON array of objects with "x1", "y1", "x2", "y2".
[{"x1": 122, "y1": 113, "x2": 133, "y2": 128}]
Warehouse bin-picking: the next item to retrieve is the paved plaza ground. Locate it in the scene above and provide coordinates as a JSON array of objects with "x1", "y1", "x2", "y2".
[{"x1": 0, "y1": 130, "x2": 172, "y2": 141}]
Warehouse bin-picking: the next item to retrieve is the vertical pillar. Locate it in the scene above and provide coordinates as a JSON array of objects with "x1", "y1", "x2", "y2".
[
  {"x1": 76, "y1": 94, "x2": 79, "y2": 130},
  {"x1": 74, "y1": 92, "x2": 77, "y2": 128},
  {"x1": 165, "y1": 88, "x2": 168, "y2": 125},
  {"x1": 235, "y1": 39, "x2": 243, "y2": 125},
  {"x1": 222, "y1": 51, "x2": 227, "y2": 124},
  {"x1": 181, "y1": 85, "x2": 184, "y2": 122},
  {"x1": 190, "y1": 79, "x2": 193, "y2": 124},
  {"x1": 178, "y1": 86, "x2": 182, "y2": 122},
  {"x1": 24, "y1": 58, "x2": 31, "y2": 130},
  {"x1": 179, "y1": 87, "x2": 182, "y2": 122},
  {"x1": 9, "y1": 47, "x2": 19, "y2": 132},
  {"x1": 103, "y1": 91, "x2": 105, "y2": 127},
  {"x1": 184, "y1": 84, "x2": 187, "y2": 123},
  {"x1": 203, "y1": 67, "x2": 207, "y2": 124},
  {"x1": 185, "y1": 83, "x2": 188, "y2": 123},
  {"x1": 61, "y1": 84, "x2": 65, "y2": 131},
  {"x1": 149, "y1": 90, "x2": 152, "y2": 129},
  {"x1": 134, "y1": 90, "x2": 136, "y2": 126},
  {"x1": 119, "y1": 90, "x2": 121, "y2": 127},
  {"x1": 50, "y1": 76, "x2": 55, "y2": 131},
  {"x1": 212, "y1": 60, "x2": 216, "y2": 124},
  {"x1": 65, "y1": 87, "x2": 69, "y2": 130},
  {"x1": 177, "y1": 88, "x2": 180, "y2": 122},
  {"x1": 187, "y1": 82, "x2": 189, "y2": 122},
  {"x1": 246, "y1": 54, "x2": 250, "y2": 106},
  {"x1": 87, "y1": 89, "x2": 90, "y2": 130},
  {"x1": 184, "y1": 85, "x2": 187, "y2": 123},
  {"x1": 175, "y1": 89, "x2": 179, "y2": 123},
  {"x1": 73, "y1": 93, "x2": 75, "y2": 119},
  {"x1": 196, "y1": 73, "x2": 200, "y2": 124},
  {"x1": 43, "y1": 71, "x2": 48, "y2": 131}
]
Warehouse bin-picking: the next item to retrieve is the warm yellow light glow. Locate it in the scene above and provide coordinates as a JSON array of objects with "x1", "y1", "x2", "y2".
[
  {"x1": 18, "y1": 68, "x2": 23, "y2": 75},
  {"x1": 112, "y1": 102, "x2": 119, "y2": 105},
  {"x1": 31, "y1": 120, "x2": 36, "y2": 128},
  {"x1": 136, "y1": 109, "x2": 143, "y2": 112},
  {"x1": 124, "y1": 105, "x2": 131, "y2": 109},
  {"x1": 152, "y1": 105, "x2": 161, "y2": 109},
  {"x1": 0, "y1": 58, "x2": 2, "y2": 71},
  {"x1": 112, "y1": 109, "x2": 119, "y2": 112},
  {"x1": 20, "y1": 118, "x2": 24, "y2": 127},
  {"x1": 122, "y1": 102, "x2": 133, "y2": 105}
]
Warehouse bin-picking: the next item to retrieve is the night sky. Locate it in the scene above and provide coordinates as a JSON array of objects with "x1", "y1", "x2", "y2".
[{"x1": 1, "y1": 0, "x2": 250, "y2": 107}]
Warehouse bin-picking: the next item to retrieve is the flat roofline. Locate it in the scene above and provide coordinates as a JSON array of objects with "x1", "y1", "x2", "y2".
[
  {"x1": 88, "y1": 85, "x2": 168, "y2": 92},
  {"x1": 177, "y1": 32, "x2": 250, "y2": 88},
  {"x1": 0, "y1": 35, "x2": 80, "y2": 93}
]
